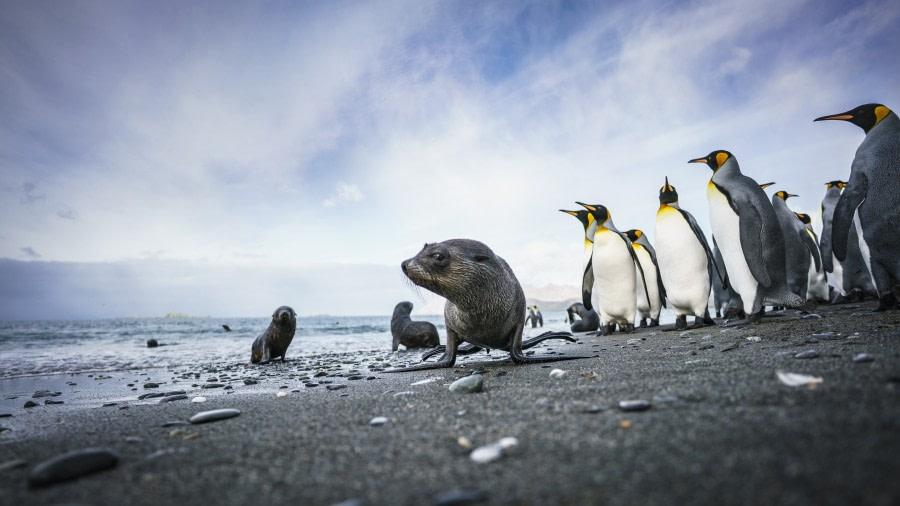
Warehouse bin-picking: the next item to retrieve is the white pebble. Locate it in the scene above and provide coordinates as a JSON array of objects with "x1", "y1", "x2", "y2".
[
  {"x1": 191, "y1": 397, "x2": 206, "y2": 403},
  {"x1": 276, "y1": 391, "x2": 288, "y2": 398},
  {"x1": 369, "y1": 416, "x2": 388, "y2": 426},
  {"x1": 746, "y1": 336, "x2": 761, "y2": 342},
  {"x1": 411, "y1": 377, "x2": 441, "y2": 386},
  {"x1": 469, "y1": 436, "x2": 519, "y2": 464},
  {"x1": 549, "y1": 369, "x2": 567, "y2": 379}
]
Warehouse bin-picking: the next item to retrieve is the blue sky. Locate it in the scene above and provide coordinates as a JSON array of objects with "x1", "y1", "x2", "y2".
[{"x1": 1, "y1": 0, "x2": 898, "y2": 319}]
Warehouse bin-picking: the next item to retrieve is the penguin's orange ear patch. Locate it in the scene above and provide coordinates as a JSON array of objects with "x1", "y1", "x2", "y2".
[
  {"x1": 875, "y1": 105, "x2": 891, "y2": 125},
  {"x1": 715, "y1": 152, "x2": 729, "y2": 168}
]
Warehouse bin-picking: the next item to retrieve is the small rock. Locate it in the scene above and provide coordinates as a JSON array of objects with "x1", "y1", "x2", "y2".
[
  {"x1": 147, "y1": 339, "x2": 159, "y2": 347},
  {"x1": 469, "y1": 437, "x2": 518, "y2": 464},
  {"x1": 801, "y1": 313, "x2": 822, "y2": 320},
  {"x1": 102, "y1": 402, "x2": 117, "y2": 407},
  {"x1": 161, "y1": 421, "x2": 189, "y2": 428},
  {"x1": 626, "y1": 338, "x2": 642, "y2": 346},
  {"x1": 433, "y1": 488, "x2": 490, "y2": 506},
  {"x1": 143, "y1": 383, "x2": 160, "y2": 389},
  {"x1": 326, "y1": 385, "x2": 348, "y2": 391},
  {"x1": 618, "y1": 399, "x2": 651, "y2": 412},
  {"x1": 158, "y1": 395, "x2": 188, "y2": 403},
  {"x1": 794, "y1": 350, "x2": 820, "y2": 359},
  {"x1": 44, "y1": 399, "x2": 64, "y2": 405},
  {"x1": 243, "y1": 379, "x2": 258, "y2": 385},
  {"x1": 369, "y1": 416, "x2": 388, "y2": 426},
  {"x1": 201, "y1": 383, "x2": 225, "y2": 389},
  {"x1": 189, "y1": 408, "x2": 241, "y2": 424},
  {"x1": 276, "y1": 391, "x2": 288, "y2": 398},
  {"x1": 548, "y1": 369, "x2": 567, "y2": 379},
  {"x1": 853, "y1": 353, "x2": 875, "y2": 363},
  {"x1": 449, "y1": 375, "x2": 484, "y2": 394},
  {"x1": 23, "y1": 400, "x2": 39, "y2": 408},
  {"x1": 746, "y1": 336, "x2": 761, "y2": 342},
  {"x1": 191, "y1": 396, "x2": 206, "y2": 403},
  {"x1": 28, "y1": 448, "x2": 119, "y2": 487},
  {"x1": 581, "y1": 405, "x2": 605, "y2": 414},
  {"x1": 32, "y1": 390, "x2": 62, "y2": 398}
]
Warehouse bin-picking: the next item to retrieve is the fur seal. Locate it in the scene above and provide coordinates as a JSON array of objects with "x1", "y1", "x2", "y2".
[
  {"x1": 391, "y1": 301, "x2": 440, "y2": 350},
  {"x1": 389, "y1": 239, "x2": 586, "y2": 372},
  {"x1": 566, "y1": 302, "x2": 600, "y2": 332},
  {"x1": 250, "y1": 306, "x2": 297, "y2": 363}
]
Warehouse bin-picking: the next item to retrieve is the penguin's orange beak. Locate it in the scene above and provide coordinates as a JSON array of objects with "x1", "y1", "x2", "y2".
[
  {"x1": 687, "y1": 157, "x2": 708, "y2": 164},
  {"x1": 814, "y1": 112, "x2": 854, "y2": 122}
]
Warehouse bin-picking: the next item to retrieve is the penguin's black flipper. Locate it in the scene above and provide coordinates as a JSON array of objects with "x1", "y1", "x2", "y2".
[
  {"x1": 800, "y1": 229, "x2": 822, "y2": 271},
  {"x1": 639, "y1": 240, "x2": 668, "y2": 307},
  {"x1": 731, "y1": 189, "x2": 772, "y2": 288},
  {"x1": 679, "y1": 208, "x2": 727, "y2": 289},
  {"x1": 581, "y1": 259, "x2": 595, "y2": 311},
  {"x1": 832, "y1": 173, "x2": 868, "y2": 262},
  {"x1": 521, "y1": 331, "x2": 577, "y2": 349}
]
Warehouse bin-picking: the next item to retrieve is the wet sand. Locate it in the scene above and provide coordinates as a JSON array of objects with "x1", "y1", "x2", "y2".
[{"x1": 1, "y1": 301, "x2": 899, "y2": 505}]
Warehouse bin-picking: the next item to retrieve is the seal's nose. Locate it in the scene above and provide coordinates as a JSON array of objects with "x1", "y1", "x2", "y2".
[{"x1": 401, "y1": 260, "x2": 409, "y2": 275}]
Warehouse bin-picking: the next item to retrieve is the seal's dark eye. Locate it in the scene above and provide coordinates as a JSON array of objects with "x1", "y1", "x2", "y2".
[
  {"x1": 473, "y1": 254, "x2": 489, "y2": 263},
  {"x1": 430, "y1": 253, "x2": 445, "y2": 262}
]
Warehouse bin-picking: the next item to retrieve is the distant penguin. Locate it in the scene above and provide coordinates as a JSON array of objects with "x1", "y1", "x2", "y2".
[
  {"x1": 819, "y1": 180, "x2": 848, "y2": 299},
  {"x1": 795, "y1": 213, "x2": 829, "y2": 302},
  {"x1": 816, "y1": 103, "x2": 900, "y2": 310},
  {"x1": 534, "y1": 305, "x2": 543, "y2": 327},
  {"x1": 525, "y1": 306, "x2": 538, "y2": 328},
  {"x1": 560, "y1": 209, "x2": 597, "y2": 311},
  {"x1": 654, "y1": 177, "x2": 719, "y2": 329},
  {"x1": 577, "y1": 202, "x2": 650, "y2": 334},
  {"x1": 565, "y1": 302, "x2": 600, "y2": 332},
  {"x1": 689, "y1": 150, "x2": 810, "y2": 322},
  {"x1": 771, "y1": 191, "x2": 821, "y2": 300},
  {"x1": 624, "y1": 229, "x2": 666, "y2": 327}
]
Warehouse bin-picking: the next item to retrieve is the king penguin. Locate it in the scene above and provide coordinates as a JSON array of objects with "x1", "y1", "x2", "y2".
[
  {"x1": 795, "y1": 212, "x2": 829, "y2": 302},
  {"x1": 559, "y1": 209, "x2": 598, "y2": 312},
  {"x1": 688, "y1": 150, "x2": 810, "y2": 322},
  {"x1": 815, "y1": 103, "x2": 900, "y2": 310},
  {"x1": 654, "y1": 177, "x2": 720, "y2": 329},
  {"x1": 576, "y1": 202, "x2": 650, "y2": 334},
  {"x1": 819, "y1": 181, "x2": 847, "y2": 300},
  {"x1": 624, "y1": 229, "x2": 666, "y2": 327},
  {"x1": 712, "y1": 238, "x2": 745, "y2": 319},
  {"x1": 771, "y1": 191, "x2": 822, "y2": 300}
]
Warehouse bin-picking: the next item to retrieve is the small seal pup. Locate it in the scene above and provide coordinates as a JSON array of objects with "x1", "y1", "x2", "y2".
[
  {"x1": 389, "y1": 239, "x2": 586, "y2": 372},
  {"x1": 391, "y1": 301, "x2": 440, "y2": 351},
  {"x1": 250, "y1": 306, "x2": 297, "y2": 363}
]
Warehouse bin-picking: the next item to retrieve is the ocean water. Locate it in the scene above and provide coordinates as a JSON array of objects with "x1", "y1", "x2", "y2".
[{"x1": 0, "y1": 311, "x2": 588, "y2": 379}]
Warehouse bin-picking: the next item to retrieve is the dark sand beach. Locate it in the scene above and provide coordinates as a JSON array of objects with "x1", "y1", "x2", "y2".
[{"x1": 2, "y1": 301, "x2": 899, "y2": 505}]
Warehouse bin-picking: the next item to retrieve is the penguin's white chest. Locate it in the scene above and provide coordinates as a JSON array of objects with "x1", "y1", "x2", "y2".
[
  {"x1": 655, "y1": 207, "x2": 710, "y2": 315},
  {"x1": 591, "y1": 229, "x2": 636, "y2": 323},
  {"x1": 707, "y1": 183, "x2": 758, "y2": 314}
]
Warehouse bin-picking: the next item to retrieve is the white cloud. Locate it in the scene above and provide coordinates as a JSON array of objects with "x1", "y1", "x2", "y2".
[{"x1": 323, "y1": 181, "x2": 365, "y2": 207}]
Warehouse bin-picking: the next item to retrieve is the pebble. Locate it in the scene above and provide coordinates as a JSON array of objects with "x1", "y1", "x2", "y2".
[
  {"x1": 393, "y1": 391, "x2": 415, "y2": 398},
  {"x1": 433, "y1": 488, "x2": 490, "y2": 506},
  {"x1": 801, "y1": 313, "x2": 822, "y2": 319},
  {"x1": 138, "y1": 393, "x2": 165, "y2": 400},
  {"x1": 243, "y1": 379, "x2": 258, "y2": 385},
  {"x1": 191, "y1": 396, "x2": 206, "y2": 403},
  {"x1": 326, "y1": 385, "x2": 348, "y2": 391},
  {"x1": 794, "y1": 350, "x2": 820, "y2": 359},
  {"x1": 549, "y1": 369, "x2": 567, "y2": 379},
  {"x1": 853, "y1": 353, "x2": 875, "y2": 363},
  {"x1": 24, "y1": 400, "x2": 39, "y2": 408},
  {"x1": 32, "y1": 390, "x2": 62, "y2": 398},
  {"x1": 369, "y1": 416, "x2": 388, "y2": 426},
  {"x1": 147, "y1": 339, "x2": 158, "y2": 347},
  {"x1": 0, "y1": 459, "x2": 28, "y2": 471},
  {"x1": 28, "y1": 448, "x2": 119, "y2": 487},
  {"x1": 618, "y1": 399, "x2": 651, "y2": 412},
  {"x1": 144, "y1": 383, "x2": 160, "y2": 389},
  {"x1": 811, "y1": 332, "x2": 841, "y2": 341},
  {"x1": 102, "y1": 402, "x2": 117, "y2": 407},
  {"x1": 411, "y1": 377, "x2": 441, "y2": 386},
  {"x1": 449, "y1": 374, "x2": 484, "y2": 393},
  {"x1": 581, "y1": 405, "x2": 605, "y2": 414},
  {"x1": 201, "y1": 383, "x2": 225, "y2": 389},
  {"x1": 699, "y1": 344, "x2": 715, "y2": 350},
  {"x1": 276, "y1": 391, "x2": 288, "y2": 398},
  {"x1": 189, "y1": 408, "x2": 241, "y2": 424},
  {"x1": 161, "y1": 421, "x2": 189, "y2": 428},
  {"x1": 159, "y1": 394, "x2": 188, "y2": 403},
  {"x1": 470, "y1": 437, "x2": 518, "y2": 464},
  {"x1": 746, "y1": 336, "x2": 761, "y2": 342},
  {"x1": 626, "y1": 338, "x2": 642, "y2": 346},
  {"x1": 44, "y1": 399, "x2": 64, "y2": 405}
]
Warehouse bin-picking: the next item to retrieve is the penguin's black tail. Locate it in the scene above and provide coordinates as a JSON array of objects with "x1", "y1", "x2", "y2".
[{"x1": 522, "y1": 331, "x2": 577, "y2": 349}]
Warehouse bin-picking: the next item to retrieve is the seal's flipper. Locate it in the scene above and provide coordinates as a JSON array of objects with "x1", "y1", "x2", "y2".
[
  {"x1": 387, "y1": 329, "x2": 460, "y2": 372},
  {"x1": 421, "y1": 343, "x2": 482, "y2": 361},
  {"x1": 521, "y1": 331, "x2": 577, "y2": 349}
]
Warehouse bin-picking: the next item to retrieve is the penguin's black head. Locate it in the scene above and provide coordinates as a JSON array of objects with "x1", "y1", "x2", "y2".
[
  {"x1": 814, "y1": 103, "x2": 892, "y2": 133},
  {"x1": 795, "y1": 212, "x2": 812, "y2": 225},
  {"x1": 624, "y1": 229, "x2": 644, "y2": 243},
  {"x1": 658, "y1": 177, "x2": 678, "y2": 205},
  {"x1": 575, "y1": 202, "x2": 610, "y2": 224},
  {"x1": 559, "y1": 209, "x2": 592, "y2": 230},
  {"x1": 688, "y1": 150, "x2": 733, "y2": 172},
  {"x1": 824, "y1": 180, "x2": 846, "y2": 190},
  {"x1": 774, "y1": 191, "x2": 797, "y2": 200}
]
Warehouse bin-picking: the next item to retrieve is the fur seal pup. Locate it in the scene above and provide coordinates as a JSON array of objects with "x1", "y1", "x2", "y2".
[
  {"x1": 391, "y1": 301, "x2": 440, "y2": 351},
  {"x1": 566, "y1": 302, "x2": 600, "y2": 332},
  {"x1": 250, "y1": 306, "x2": 297, "y2": 363},
  {"x1": 389, "y1": 239, "x2": 586, "y2": 372}
]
